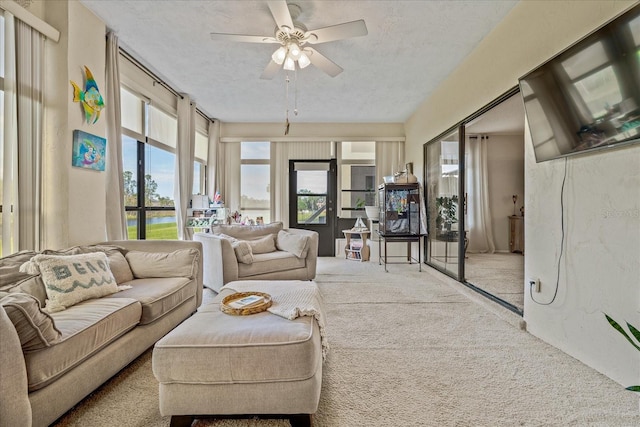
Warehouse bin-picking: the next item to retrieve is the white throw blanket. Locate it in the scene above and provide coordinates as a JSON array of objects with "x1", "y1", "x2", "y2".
[{"x1": 221, "y1": 280, "x2": 329, "y2": 361}]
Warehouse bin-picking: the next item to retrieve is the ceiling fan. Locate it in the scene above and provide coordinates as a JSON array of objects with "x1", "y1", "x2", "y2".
[{"x1": 210, "y1": 1, "x2": 368, "y2": 79}]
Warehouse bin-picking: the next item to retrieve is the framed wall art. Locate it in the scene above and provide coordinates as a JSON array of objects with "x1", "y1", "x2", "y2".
[{"x1": 72, "y1": 130, "x2": 106, "y2": 171}]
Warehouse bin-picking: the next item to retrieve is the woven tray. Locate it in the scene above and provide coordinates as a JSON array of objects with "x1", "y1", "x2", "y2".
[{"x1": 220, "y1": 291, "x2": 272, "y2": 316}]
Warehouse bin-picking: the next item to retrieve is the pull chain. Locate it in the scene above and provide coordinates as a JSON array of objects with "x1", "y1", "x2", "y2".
[
  {"x1": 294, "y1": 68, "x2": 298, "y2": 116},
  {"x1": 284, "y1": 73, "x2": 290, "y2": 135}
]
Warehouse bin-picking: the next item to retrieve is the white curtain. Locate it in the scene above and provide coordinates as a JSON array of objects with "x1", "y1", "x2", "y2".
[
  {"x1": 272, "y1": 141, "x2": 332, "y2": 228},
  {"x1": 174, "y1": 96, "x2": 195, "y2": 240},
  {"x1": 2, "y1": 14, "x2": 45, "y2": 253},
  {"x1": 375, "y1": 141, "x2": 404, "y2": 186},
  {"x1": 104, "y1": 32, "x2": 128, "y2": 240},
  {"x1": 206, "y1": 120, "x2": 222, "y2": 202},
  {"x1": 466, "y1": 135, "x2": 495, "y2": 253}
]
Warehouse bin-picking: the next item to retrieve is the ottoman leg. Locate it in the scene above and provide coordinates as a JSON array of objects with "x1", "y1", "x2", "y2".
[
  {"x1": 289, "y1": 414, "x2": 312, "y2": 427},
  {"x1": 170, "y1": 415, "x2": 194, "y2": 427}
]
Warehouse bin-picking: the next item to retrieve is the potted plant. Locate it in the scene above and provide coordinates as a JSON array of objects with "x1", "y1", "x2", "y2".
[{"x1": 435, "y1": 195, "x2": 458, "y2": 232}]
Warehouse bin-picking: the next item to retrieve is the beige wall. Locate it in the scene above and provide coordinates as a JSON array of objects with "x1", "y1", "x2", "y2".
[
  {"x1": 220, "y1": 122, "x2": 404, "y2": 141},
  {"x1": 42, "y1": 1, "x2": 107, "y2": 248},
  {"x1": 405, "y1": 1, "x2": 639, "y2": 387}
]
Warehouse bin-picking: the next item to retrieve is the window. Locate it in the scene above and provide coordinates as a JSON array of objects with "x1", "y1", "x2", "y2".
[
  {"x1": 339, "y1": 141, "x2": 375, "y2": 218},
  {"x1": 121, "y1": 87, "x2": 177, "y2": 240},
  {"x1": 240, "y1": 141, "x2": 270, "y2": 223}
]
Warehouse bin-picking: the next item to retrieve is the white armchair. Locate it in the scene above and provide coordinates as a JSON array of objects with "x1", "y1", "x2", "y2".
[{"x1": 194, "y1": 222, "x2": 318, "y2": 292}]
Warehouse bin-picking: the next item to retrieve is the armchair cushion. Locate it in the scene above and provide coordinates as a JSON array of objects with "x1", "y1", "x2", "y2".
[
  {"x1": 276, "y1": 230, "x2": 310, "y2": 258},
  {"x1": 247, "y1": 234, "x2": 276, "y2": 254},
  {"x1": 219, "y1": 234, "x2": 254, "y2": 264}
]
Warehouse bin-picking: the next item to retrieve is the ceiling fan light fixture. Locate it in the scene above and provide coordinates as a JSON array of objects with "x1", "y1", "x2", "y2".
[
  {"x1": 272, "y1": 46, "x2": 287, "y2": 65},
  {"x1": 283, "y1": 56, "x2": 296, "y2": 71},
  {"x1": 288, "y1": 41, "x2": 301, "y2": 59},
  {"x1": 298, "y1": 51, "x2": 311, "y2": 68}
]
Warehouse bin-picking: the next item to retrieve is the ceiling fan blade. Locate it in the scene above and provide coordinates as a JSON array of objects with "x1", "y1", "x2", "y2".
[
  {"x1": 210, "y1": 33, "x2": 277, "y2": 43},
  {"x1": 306, "y1": 20, "x2": 368, "y2": 44},
  {"x1": 267, "y1": 0, "x2": 294, "y2": 32},
  {"x1": 306, "y1": 47, "x2": 343, "y2": 77},
  {"x1": 260, "y1": 60, "x2": 282, "y2": 80}
]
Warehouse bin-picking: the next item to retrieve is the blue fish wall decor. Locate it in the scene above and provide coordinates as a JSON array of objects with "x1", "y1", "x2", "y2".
[{"x1": 70, "y1": 66, "x2": 105, "y2": 124}]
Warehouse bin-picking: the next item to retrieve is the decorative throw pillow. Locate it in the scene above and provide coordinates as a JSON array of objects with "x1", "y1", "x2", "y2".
[
  {"x1": 8, "y1": 276, "x2": 48, "y2": 307},
  {"x1": 233, "y1": 241, "x2": 254, "y2": 264},
  {"x1": 20, "y1": 245, "x2": 134, "y2": 285},
  {"x1": 0, "y1": 292, "x2": 62, "y2": 352},
  {"x1": 217, "y1": 234, "x2": 254, "y2": 264},
  {"x1": 247, "y1": 234, "x2": 276, "y2": 254},
  {"x1": 31, "y1": 252, "x2": 119, "y2": 312},
  {"x1": 276, "y1": 230, "x2": 310, "y2": 258},
  {"x1": 125, "y1": 249, "x2": 199, "y2": 279}
]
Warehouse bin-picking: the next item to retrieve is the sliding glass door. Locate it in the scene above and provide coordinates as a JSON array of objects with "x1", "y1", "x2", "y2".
[{"x1": 425, "y1": 128, "x2": 464, "y2": 279}]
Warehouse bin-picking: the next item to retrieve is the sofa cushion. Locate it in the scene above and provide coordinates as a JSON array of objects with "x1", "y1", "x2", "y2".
[
  {"x1": 31, "y1": 253, "x2": 119, "y2": 313},
  {"x1": 247, "y1": 234, "x2": 276, "y2": 254},
  {"x1": 238, "y1": 251, "x2": 306, "y2": 278},
  {"x1": 0, "y1": 250, "x2": 47, "y2": 305},
  {"x1": 109, "y1": 277, "x2": 196, "y2": 325},
  {"x1": 125, "y1": 248, "x2": 199, "y2": 279},
  {"x1": 276, "y1": 230, "x2": 311, "y2": 258},
  {"x1": 0, "y1": 250, "x2": 38, "y2": 288},
  {"x1": 24, "y1": 297, "x2": 141, "y2": 391},
  {"x1": 210, "y1": 221, "x2": 283, "y2": 240},
  {"x1": 0, "y1": 292, "x2": 62, "y2": 352}
]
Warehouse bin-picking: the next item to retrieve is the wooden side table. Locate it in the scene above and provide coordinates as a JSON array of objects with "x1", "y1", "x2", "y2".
[
  {"x1": 343, "y1": 230, "x2": 370, "y2": 261},
  {"x1": 509, "y1": 215, "x2": 524, "y2": 254}
]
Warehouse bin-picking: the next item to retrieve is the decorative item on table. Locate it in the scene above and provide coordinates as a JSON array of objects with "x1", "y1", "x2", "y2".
[
  {"x1": 191, "y1": 194, "x2": 209, "y2": 210},
  {"x1": 71, "y1": 130, "x2": 106, "y2": 171},
  {"x1": 364, "y1": 205, "x2": 379, "y2": 221},
  {"x1": 512, "y1": 194, "x2": 518, "y2": 216},
  {"x1": 212, "y1": 191, "x2": 223, "y2": 206},
  {"x1": 393, "y1": 163, "x2": 418, "y2": 184},
  {"x1": 351, "y1": 216, "x2": 368, "y2": 231},
  {"x1": 221, "y1": 291, "x2": 272, "y2": 316},
  {"x1": 70, "y1": 66, "x2": 104, "y2": 124}
]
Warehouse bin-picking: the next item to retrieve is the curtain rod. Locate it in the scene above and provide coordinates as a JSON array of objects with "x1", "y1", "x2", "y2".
[{"x1": 118, "y1": 46, "x2": 214, "y2": 123}]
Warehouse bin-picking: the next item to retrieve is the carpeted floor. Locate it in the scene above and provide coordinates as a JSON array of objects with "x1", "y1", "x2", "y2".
[
  {"x1": 464, "y1": 252, "x2": 524, "y2": 311},
  {"x1": 53, "y1": 258, "x2": 639, "y2": 426}
]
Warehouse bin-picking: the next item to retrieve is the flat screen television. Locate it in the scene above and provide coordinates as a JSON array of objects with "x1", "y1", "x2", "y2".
[{"x1": 519, "y1": 5, "x2": 640, "y2": 162}]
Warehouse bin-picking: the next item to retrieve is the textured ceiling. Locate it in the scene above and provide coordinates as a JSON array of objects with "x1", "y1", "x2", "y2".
[{"x1": 80, "y1": 0, "x2": 518, "y2": 123}]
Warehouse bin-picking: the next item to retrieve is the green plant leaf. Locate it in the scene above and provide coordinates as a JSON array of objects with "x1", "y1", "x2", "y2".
[
  {"x1": 605, "y1": 314, "x2": 640, "y2": 352},
  {"x1": 625, "y1": 385, "x2": 640, "y2": 392},
  {"x1": 627, "y1": 322, "x2": 640, "y2": 343}
]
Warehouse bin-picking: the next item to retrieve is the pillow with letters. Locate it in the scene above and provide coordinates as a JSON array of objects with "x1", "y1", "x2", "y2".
[{"x1": 31, "y1": 252, "x2": 119, "y2": 312}]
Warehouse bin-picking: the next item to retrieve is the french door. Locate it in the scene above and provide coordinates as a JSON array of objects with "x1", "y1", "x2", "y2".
[{"x1": 288, "y1": 159, "x2": 337, "y2": 256}]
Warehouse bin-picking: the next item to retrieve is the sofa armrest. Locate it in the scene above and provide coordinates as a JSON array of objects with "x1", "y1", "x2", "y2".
[
  {"x1": 102, "y1": 240, "x2": 203, "y2": 307},
  {"x1": 193, "y1": 233, "x2": 239, "y2": 292},
  {"x1": 0, "y1": 306, "x2": 32, "y2": 427},
  {"x1": 283, "y1": 228, "x2": 319, "y2": 280}
]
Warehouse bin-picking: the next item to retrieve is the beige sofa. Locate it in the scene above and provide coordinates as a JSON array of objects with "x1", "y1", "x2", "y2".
[
  {"x1": 0, "y1": 240, "x2": 202, "y2": 427},
  {"x1": 194, "y1": 222, "x2": 318, "y2": 292}
]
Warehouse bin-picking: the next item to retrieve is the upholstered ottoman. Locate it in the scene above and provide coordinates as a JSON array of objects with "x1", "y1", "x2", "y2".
[{"x1": 152, "y1": 280, "x2": 326, "y2": 427}]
